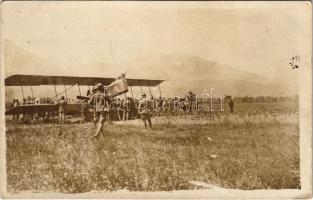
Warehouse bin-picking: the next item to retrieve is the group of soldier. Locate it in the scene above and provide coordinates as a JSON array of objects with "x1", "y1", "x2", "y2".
[
  {"x1": 81, "y1": 85, "x2": 198, "y2": 130},
  {"x1": 83, "y1": 93, "x2": 196, "y2": 122},
  {"x1": 85, "y1": 84, "x2": 236, "y2": 138},
  {"x1": 10, "y1": 83, "x2": 235, "y2": 137},
  {"x1": 11, "y1": 99, "x2": 20, "y2": 123},
  {"x1": 82, "y1": 95, "x2": 137, "y2": 123},
  {"x1": 71, "y1": 83, "x2": 197, "y2": 137},
  {"x1": 10, "y1": 97, "x2": 45, "y2": 123},
  {"x1": 85, "y1": 83, "x2": 154, "y2": 137}
]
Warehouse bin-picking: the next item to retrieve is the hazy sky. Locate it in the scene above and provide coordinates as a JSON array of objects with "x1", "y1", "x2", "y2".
[{"x1": 2, "y1": 1, "x2": 311, "y2": 82}]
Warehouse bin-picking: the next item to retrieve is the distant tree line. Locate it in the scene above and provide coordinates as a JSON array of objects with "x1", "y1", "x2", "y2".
[
  {"x1": 197, "y1": 95, "x2": 298, "y2": 104},
  {"x1": 231, "y1": 96, "x2": 298, "y2": 103}
]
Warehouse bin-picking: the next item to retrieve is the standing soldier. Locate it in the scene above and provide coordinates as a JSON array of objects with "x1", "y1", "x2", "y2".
[
  {"x1": 162, "y1": 97, "x2": 169, "y2": 116},
  {"x1": 116, "y1": 98, "x2": 123, "y2": 121},
  {"x1": 15, "y1": 99, "x2": 20, "y2": 123},
  {"x1": 123, "y1": 97, "x2": 131, "y2": 121},
  {"x1": 173, "y1": 97, "x2": 179, "y2": 113},
  {"x1": 88, "y1": 83, "x2": 110, "y2": 138},
  {"x1": 81, "y1": 99, "x2": 89, "y2": 123},
  {"x1": 138, "y1": 93, "x2": 153, "y2": 129},
  {"x1": 155, "y1": 96, "x2": 163, "y2": 116},
  {"x1": 105, "y1": 92, "x2": 112, "y2": 123},
  {"x1": 11, "y1": 99, "x2": 19, "y2": 123},
  {"x1": 56, "y1": 96, "x2": 67, "y2": 124},
  {"x1": 129, "y1": 97, "x2": 137, "y2": 119},
  {"x1": 228, "y1": 98, "x2": 234, "y2": 113},
  {"x1": 90, "y1": 87, "x2": 98, "y2": 126},
  {"x1": 178, "y1": 98, "x2": 185, "y2": 113},
  {"x1": 11, "y1": 99, "x2": 15, "y2": 123},
  {"x1": 185, "y1": 91, "x2": 195, "y2": 114}
]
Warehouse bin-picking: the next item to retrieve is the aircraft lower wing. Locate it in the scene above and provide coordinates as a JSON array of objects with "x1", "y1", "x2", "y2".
[
  {"x1": 77, "y1": 96, "x2": 90, "y2": 101},
  {"x1": 5, "y1": 104, "x2": 83, "y2": 115}
]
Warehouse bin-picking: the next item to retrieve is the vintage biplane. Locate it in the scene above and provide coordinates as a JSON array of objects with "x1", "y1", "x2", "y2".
[{"x1": 5, "y1": 74, "x2": 164, "y2": 117}]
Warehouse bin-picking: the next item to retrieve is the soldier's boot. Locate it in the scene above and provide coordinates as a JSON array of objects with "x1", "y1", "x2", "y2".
[
  {"x1": 143, "y1": 120, "x2": 147, "y2": 129},
  {"x1": 148, "y1": 118, "x2": 152, "y2": 128}
]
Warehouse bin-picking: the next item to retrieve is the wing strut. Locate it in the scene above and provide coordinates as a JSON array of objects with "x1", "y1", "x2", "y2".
[
  {"x1": 20, "y1": 82, "x2": 25, "y2": 99},
  {"x1": 53, "y1": 80, "x2": 58, "y2": 97},
  {"x1": 129, "y1": 86, "x2": 134, "y2": 99},
  {"x1": 63, "y1": 77, "x2": 68, "y2": 100},
  {"x1": 140, "y1": 80, "x2": 143, "y2": 93},
  {"x1": 53, "y1": 83, "x2": 78, "y2": 99},
  {"x1": 158, "y1": 84, "x2": 162, "y2": 97},
  {"x1": 148, "y1": 80, "x2": 153, "y2": 98},
  {"x1": 30, "y1": 86, "x2": 34, "y2": 99},
  {"x1": 77, "y1": 82, "x2": 82, "y2": 97},
  {"x1": 63, "y1": 84, "x2": 68, "y2": 100}
]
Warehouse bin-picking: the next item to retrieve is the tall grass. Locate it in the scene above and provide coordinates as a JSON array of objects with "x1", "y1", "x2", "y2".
[{"x1": 6, "y1": 103, "x2": 300, "y2": 193}]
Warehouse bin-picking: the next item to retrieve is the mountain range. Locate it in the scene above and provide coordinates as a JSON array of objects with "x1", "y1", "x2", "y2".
[{"x1": 4, "y1": 41, "x2": 297, "y2": 99}]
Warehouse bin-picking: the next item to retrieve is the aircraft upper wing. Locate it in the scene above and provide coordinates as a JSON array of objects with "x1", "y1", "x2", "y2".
[{"x1": 5, "y1": 74, "x2": 164, "y2": 87}]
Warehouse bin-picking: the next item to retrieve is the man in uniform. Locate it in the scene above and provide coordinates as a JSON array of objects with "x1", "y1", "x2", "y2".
[
  {"x1": 56, "y1": 96, "x2": 67, "y2": 124},
  {"x1": 155, "y1": 96, "x2": 163, "y2": 116},
  {"x1": 81, "y1": 99, "x2": 89, "y2": 123},
  {"x1": 228, "y1": 98, "x2": 234, "y2": 113},
  {"x1": 12, "y1": 99, "x2": 20, "y2": 123},
  {"x1": 88, "y1": 83, "x2": 110, "y2": 138},
  {"x1": 115, "y1": 98, "x2": 123, "y2": 121},
  {"x1": 138, "y1": 93, "x2": 153, "y2": 129},
  {"x1": 89, "y1": 88, "x2": 98, "y2": 126},
  {"x1": 123, "y1": 97, "x2": 131, "y2": 121},
  {"x1": 129, "y1": 97, "x2": 137, "y2": 119},
  {"x1": 162, "y1": 97, "x2": 169, "y2": 116},
  {"x1": 173, "y1": 97, "x2": 179, "y2": 113},
  {"x1": 185, "y1": 91, "x2": 196, "y2": 114}
]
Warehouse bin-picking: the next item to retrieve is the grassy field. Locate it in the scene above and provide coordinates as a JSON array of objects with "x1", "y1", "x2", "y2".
[{"x1": 6, "y1": 102, "x2": 300, "y2": 193}]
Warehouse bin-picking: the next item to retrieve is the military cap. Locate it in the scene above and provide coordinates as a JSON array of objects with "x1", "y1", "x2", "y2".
[{"x1": 95, "y1": 83, "x2": 104, "y2": 91}]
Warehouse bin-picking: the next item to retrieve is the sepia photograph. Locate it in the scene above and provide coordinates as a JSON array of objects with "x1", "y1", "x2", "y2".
[{"x1": 0, "y1": 1, "x2": 312, "y2": 198}]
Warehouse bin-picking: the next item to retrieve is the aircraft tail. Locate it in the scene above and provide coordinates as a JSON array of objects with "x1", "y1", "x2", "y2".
[{"x1": 106, "y1": 74, "x2": 128, "y2": 97}]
